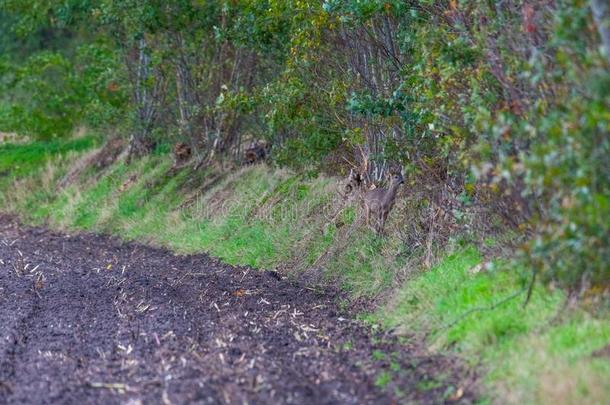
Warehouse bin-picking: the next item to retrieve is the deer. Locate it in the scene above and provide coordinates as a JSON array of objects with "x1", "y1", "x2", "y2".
[
  {"x1": 172, "y1": 142, "x2": 192, "y2": 167},
  {"x1": 340, "y1": 169, "x2": 364, "y2": 199},
  {"x1": 363, "y1": 169, "x2": 404, "y2": 235},
  {"x1": 244, "y1": 141, "x2": 270, "y2": 165}
]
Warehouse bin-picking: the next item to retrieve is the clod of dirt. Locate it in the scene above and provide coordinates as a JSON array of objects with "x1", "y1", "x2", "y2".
[{"x1": 593, "y1": 344, "x2": 610, "y2": 359}]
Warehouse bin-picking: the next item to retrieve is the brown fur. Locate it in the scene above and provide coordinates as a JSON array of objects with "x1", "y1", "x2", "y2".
[
  {"x1": 244, "y1": 141, "x2": 270, "y2": 164},
  {"x1": 173, "y1": 142, "x2": 192, "y2": 166},
  {"x1": 363, "y1": 170, "x2": 404, "y2": 235}
]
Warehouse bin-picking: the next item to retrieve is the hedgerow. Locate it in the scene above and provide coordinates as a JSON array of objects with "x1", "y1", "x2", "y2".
[{"x1": 0, "y1": 0, "x2": 608, "y2": 292}]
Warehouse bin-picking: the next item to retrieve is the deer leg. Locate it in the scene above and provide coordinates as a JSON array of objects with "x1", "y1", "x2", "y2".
[
  {"x1": 365, "y1": 204, "x2": 370, "y2": 228},
  {"x1": 374, "y1": 210, "x2": 381, "y2": 234},
  {"x1": 379, "y1": 211, "x2": 389, "y2": 236}
]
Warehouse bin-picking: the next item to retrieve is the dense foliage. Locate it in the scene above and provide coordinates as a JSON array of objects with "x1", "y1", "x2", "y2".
[{"x1": 1, "y1": 0, "x2": 608, "y2": 292}]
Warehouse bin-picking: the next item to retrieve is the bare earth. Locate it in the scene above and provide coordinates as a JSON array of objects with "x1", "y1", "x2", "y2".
[{"x1": 0, "y1": 216, "x2": 473, "y2": 404}]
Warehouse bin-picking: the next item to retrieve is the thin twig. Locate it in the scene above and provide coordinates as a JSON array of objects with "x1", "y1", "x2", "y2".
[
  {"x1": 523, "y1": 267, "x2": 538, "y2": 307},
  {"x1": 437, "y1": 287, "x2": 527, "y2": 333},
  {"x1": 87, "y1": 382, "x2": 130, "y2": 390}
]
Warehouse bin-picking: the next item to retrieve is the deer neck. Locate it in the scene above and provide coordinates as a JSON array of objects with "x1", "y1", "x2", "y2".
[{"x1": 383, "y1": 181, "x2": 400, "y2": 205}]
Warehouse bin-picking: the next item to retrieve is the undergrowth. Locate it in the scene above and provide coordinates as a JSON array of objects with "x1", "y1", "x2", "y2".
[
  {"x1": 369, "y1": 249, "x2": 610, "y2": 403},
  {"x1": 1, "y1": 139, "x2": 608, "y2": 404}
]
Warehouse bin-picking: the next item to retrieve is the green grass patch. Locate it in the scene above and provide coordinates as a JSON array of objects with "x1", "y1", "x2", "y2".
[
  {"x1": 370, "y1": 247, "x2": 610, "y2": 402},
  {"x1": 375, "y1": 371, "x2": 392, "y2": 388},
  {"x1": 0, "y1": 136, "x2": 97, "y2": 177}
]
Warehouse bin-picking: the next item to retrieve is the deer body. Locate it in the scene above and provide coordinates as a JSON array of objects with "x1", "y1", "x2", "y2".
[{"x1": 363, "y1": 172, "x2": 404, "y2": 234}]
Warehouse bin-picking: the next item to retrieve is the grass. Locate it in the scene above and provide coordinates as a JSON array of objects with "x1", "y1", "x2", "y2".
[
  {"x1": 0, "y1": 136, "x2": 96, "y2": 177},
  {"x1": 375, "y1": 371, "x2": 392, "y2": 388},
  {"x1": 369, "y1": 248, "x2": 610, "y2": 403},
  {"x1": 1, "y1": 136, "x2": 609, "y2": 404}
]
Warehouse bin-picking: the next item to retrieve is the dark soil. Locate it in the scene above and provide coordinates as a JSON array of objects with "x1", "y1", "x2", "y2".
[
  {"x1": 593, "y1": 344, "x2": 610, "y2": 359},
  {"x1": 0, "y1": 216, "x2": 474, "y2": 404}
]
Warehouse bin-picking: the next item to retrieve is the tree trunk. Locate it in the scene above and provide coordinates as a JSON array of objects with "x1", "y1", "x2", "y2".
[
  {"x1": 127, "y1": 38, "x2": 160, "y2": 162},
  {"x1": 591, "y1": 0, "x2": 610, "y2": 65},
  {"x1": 174, "y1": 33, "x2": 197, "y2": 142},
  {"x1": 126, "y1": 132, "x2": 153, "y2": 163}
]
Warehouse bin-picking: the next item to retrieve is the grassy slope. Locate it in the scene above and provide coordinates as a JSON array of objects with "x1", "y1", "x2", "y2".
[{"x1": 1, "y1": 139, "x2": 609, "y2": 403}]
